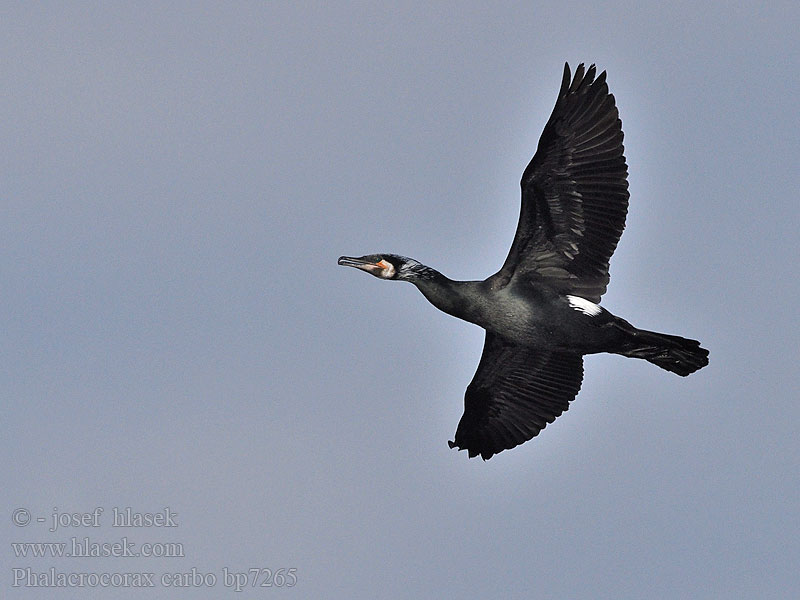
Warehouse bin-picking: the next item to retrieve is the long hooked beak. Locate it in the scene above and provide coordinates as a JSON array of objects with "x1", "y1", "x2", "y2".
[
  {"x1": 338, "y1": 255, "x2": 393, "y2": 278},
  {"x1": 337, "y1": 256, "x2": 375, "y2": 269}
]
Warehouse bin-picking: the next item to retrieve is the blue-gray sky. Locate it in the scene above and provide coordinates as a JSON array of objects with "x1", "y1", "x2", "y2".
[{"x1": 3, "y1": 2, "x2": 799, "y2": 598}]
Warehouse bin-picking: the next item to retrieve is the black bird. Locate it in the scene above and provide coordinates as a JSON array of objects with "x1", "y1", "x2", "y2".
[{"x1": 339, "y1": 63, "x2": 709, "y2": 460}]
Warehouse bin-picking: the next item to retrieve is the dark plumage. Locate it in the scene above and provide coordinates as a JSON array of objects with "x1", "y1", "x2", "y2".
[{"x1": 338, "y1": 63, "x2": 709, "y2": 460}]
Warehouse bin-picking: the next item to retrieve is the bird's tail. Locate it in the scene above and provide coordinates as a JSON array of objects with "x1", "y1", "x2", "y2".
[{"x1": 619, "y1": 328, "x2": 709, "y2": 376}]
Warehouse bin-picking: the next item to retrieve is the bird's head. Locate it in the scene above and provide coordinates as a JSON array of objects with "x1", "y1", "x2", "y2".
[{"x1": 337, "y1": 253, "x2": 427, "y2": 281}]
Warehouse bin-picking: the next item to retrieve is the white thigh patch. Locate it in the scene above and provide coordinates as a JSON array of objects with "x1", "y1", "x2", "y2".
[{"x1": 566, "y1": 295, "x2": 602, "y2": 316}]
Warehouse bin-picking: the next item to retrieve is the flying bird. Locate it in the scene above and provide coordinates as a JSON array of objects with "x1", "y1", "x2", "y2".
[{"x1": 339, "y1": 63, "x2": 709, "y2": 460}]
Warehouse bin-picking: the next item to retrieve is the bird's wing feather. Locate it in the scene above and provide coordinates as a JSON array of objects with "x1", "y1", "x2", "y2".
[
  {"x1": 493, "y1": 63, "x2": 629, "y2": 302},
  {"x1": 449, "y1": 332, "x2": 584, "y2": 460}
]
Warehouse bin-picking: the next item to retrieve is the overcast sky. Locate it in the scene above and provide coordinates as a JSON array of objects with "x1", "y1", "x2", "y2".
[{"x1": 3, "y1": 2, "x2": 799, "y2": 598}]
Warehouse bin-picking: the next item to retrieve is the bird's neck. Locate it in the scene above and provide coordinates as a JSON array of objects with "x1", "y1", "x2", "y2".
[{"x1": 410, "y1": 268, "x2": 483, "y2": 325}]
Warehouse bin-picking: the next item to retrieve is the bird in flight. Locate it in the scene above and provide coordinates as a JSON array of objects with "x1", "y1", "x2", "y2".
[{"x1": 339, "y1": 63, "x2": 709, "y2": 460}]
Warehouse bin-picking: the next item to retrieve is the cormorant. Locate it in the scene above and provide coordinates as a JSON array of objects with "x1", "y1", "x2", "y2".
[{"x1": 338, "y1": 63, "x2": 709, "y2": 460}]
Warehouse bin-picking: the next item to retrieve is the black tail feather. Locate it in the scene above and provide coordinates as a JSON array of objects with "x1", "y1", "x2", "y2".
[{"x1": 621, "y1": 329, "x2": 709, "y2": 376}]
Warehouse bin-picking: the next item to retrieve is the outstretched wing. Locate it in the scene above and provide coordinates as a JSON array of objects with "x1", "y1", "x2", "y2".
[
  {"x1": 448, "y1": 332, "x2": 584, "y2": 460},
  {"x1": 493, "y1": 63, "x2": 629, "y2": 303}
]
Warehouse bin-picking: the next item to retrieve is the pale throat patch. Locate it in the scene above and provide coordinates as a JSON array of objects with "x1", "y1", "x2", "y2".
[
  {"x1": 377, "y1": 259, "x2": 395, "y2": 278},
  {"x1": 566, "y1": 295, "x2": 602, "y2": 316}
]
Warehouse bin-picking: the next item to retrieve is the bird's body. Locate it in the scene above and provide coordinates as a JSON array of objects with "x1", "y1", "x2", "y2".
[
  {"x1": 410, "y1": 272, "x2": 613, "y2": 351},
  {"x1": 339, "y1": 63, "x2": 709, "y2": 460}
]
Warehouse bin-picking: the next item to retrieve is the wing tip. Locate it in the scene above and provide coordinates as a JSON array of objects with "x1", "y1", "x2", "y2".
[
  {"x1": 448, "y1": 439, "x2": 495, "y2": 460},
  {"x1": 564, "y1": 61, "x2": 612, "y2": 95}
]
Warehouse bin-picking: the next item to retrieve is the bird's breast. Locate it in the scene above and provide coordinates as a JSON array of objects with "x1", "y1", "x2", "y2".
[{"x1": 472, "y1": 290, "x2": 557, "y2": 346}]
